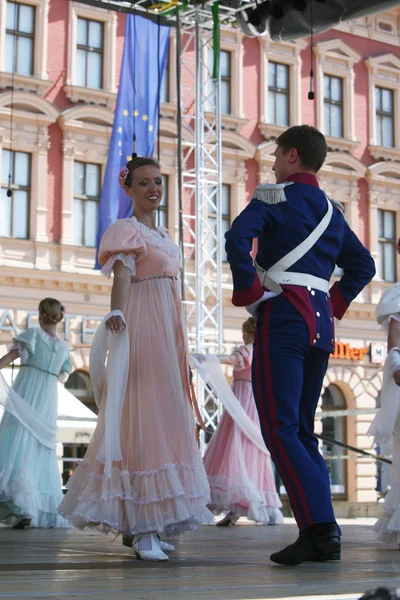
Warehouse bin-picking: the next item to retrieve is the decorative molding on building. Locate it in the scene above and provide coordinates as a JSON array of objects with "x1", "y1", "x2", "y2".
[
  {"x1": 335, "y1": 10, "x2": 400, "y2": 47},
  {"x1": 64, "y1": 84, "x2": 117, "y2": 109},
  {"x1": 0, "y1": 266, "x2": 110, "y2": 295}
]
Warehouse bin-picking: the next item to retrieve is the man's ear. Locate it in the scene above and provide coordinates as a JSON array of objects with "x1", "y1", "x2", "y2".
[{"x1": 288, "y1": 147, "x2": 299, "y2": 164}]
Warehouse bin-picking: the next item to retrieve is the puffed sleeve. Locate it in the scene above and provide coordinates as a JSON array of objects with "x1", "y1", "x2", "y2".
[
  {"x1": 376, "y1": 283, "x2": 400, "y2": 332},
  {"x1": 98, "y1": 218, "x2": 148, "y2": 278},
  {"x1": 10, "y1": 328, "x2": 37, "y2": 362},
  {"x1": 219, "y1": 344, "x2": 253, "y2": 370},
  {"x1": 58, "y1": 353, "x2": 73, "y2": 383}
]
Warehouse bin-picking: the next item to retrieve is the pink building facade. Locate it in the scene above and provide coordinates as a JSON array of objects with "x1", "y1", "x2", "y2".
[{"x1": 1, "y1": 0, "x2": 400, "y2": 504}]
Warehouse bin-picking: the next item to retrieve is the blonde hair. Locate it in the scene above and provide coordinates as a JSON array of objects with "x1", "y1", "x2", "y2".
[
  {"x1": 38, "y1": 298, "x2": 65, "y2": 325},
  {"x1": 242, "y1": 317, "x2": 257, "y2": 337}
]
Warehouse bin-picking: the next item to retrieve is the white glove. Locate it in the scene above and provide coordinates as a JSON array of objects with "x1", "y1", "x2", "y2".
[{"x1": 246, "y1": 291, "x2": 279, "y2": 317}]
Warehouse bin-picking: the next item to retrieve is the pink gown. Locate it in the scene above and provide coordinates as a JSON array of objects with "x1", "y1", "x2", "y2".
[
  {"x1": 58, "y1": 217, "x2": 212, "y2": 536},
  {"x1": 203, "y1": 345, "x2": 283, "y2": 524}
]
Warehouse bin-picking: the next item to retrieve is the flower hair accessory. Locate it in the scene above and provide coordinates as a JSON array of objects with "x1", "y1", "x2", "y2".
[{"x1": 118, "y1": 165, "x2": 129, "y2": 189}]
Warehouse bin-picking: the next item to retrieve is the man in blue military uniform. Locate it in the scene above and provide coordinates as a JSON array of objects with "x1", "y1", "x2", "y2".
[{"x1": 225, "y1": 125, "x2": 376, "y2": 566}]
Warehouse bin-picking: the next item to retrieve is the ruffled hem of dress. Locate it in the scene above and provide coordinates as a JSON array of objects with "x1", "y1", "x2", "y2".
[
  {"x1": 58, "y1": 455, "x2": 213, "y2": 536},
  {"x1": 373, "y1": 514, "x2": 400, "y2": 545},
  {"x1": 58, "y1": 503, "x2": 213, "y2": 538},
  {"x1": 0, "y1": 467, "x2": 68, "y2": 528},
  {"x1": 208, "y1": 477, "x2": 283, "y2": 524}
]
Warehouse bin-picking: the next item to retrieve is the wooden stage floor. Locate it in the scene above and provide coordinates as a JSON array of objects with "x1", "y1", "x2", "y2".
[{"x1": 0, "y1": 519, "x2": 399, "y2": 600}]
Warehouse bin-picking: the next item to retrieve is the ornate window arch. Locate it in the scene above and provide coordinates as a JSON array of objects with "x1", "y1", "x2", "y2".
[
  {"x1": 0, "y1": 91, "x2": 58, "y2": 267},
  {"x1": 319, "y1": 152, "x2": 366, "y2": 233},
  {"x1": 58, "y1": 106, "x2": 113, "y2": 271}
]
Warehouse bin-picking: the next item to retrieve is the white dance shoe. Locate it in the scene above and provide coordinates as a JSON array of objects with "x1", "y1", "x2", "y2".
[
  {"x1": 123, "y1": 534, "x2": 175, "y2": 553},
  {"x1": 157, "y1": 536, "x2": 175, "y2": 552},
  {"x1": 132, "y1": 533, "x2": 169, "y2": 561}
]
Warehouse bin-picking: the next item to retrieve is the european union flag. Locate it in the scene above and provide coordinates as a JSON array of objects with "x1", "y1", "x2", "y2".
[{"x1": 95, "y1": 14, "x2": 170, "y2": 267}]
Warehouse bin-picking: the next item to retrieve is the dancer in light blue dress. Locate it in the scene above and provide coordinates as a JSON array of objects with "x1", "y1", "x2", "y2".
[{"x1": 0, "y1": 298, "x2": 72, "y2": 528}]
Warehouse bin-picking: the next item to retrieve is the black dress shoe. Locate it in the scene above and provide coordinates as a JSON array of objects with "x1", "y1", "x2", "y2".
[{"x1": 270, "y1": 522, "x2": 341, "y2": 566}]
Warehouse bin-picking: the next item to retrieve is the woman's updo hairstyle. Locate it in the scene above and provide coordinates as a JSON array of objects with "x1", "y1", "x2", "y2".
[
  {"x1": 242, "y1": 317, "x2": 257, "y2": 337},
  {"x1": 118, "y1": 156, "x2": 160, "y2": 190},
  {"x1": 38, "y1": 298, "x2": 65, "y2": 325}
]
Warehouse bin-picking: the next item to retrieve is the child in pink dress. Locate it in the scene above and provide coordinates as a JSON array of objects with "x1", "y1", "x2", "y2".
[
  {"x1": 58, "y1": 157, "x2": 212, "y2": 561},
  {"x1": 197, "y1": 318, "x2": 283, "y2": 526}
]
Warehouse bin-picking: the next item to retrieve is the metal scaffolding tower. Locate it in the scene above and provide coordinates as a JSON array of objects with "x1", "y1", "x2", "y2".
[{"x1": 176, "y1": 4, "x2": 226, "y2": 450}]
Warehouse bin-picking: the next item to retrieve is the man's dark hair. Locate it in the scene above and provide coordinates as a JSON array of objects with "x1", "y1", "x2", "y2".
[{"x1": 276, "y1": 125, "x2": 327, "y2": 173}]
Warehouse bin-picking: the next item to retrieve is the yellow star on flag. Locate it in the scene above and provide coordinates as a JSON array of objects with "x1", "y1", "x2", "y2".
[
  {"x1": 123, "y1": 109, "x2": 129, "y2": 117},
  {"x1": 133, "y1": 110, "x2": 139, "y2": 117},
  {"x1": 118, "y1": 127, "x2": 122, "y2": 134},
  {"x1": 126, "y1": 155, "x2": 132, "y2": 161},
  {"x1": 149, "y1": 125, "x2": 154, "y2": 132},
  {"x1": 142, "y1": 114, "x2": 149, "y2": 122}
]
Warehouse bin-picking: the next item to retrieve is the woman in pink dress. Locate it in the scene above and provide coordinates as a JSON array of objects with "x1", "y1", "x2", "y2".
[
  {"x1": 196, "y1": 318, "x2": 283, "y2": 526},
  {"x1": 58, "y1": 157, "x2": 212, "y2": 561}
]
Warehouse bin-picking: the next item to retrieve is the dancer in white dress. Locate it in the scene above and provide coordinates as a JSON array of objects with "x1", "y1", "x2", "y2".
[{"x1": 368, "y1": 268, "x2": 400, "y2": 548}]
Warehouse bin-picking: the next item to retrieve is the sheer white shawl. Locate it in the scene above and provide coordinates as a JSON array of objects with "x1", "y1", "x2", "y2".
[
  {"x1": 89, "y1": 310, "x2": 130, "y2": 477},
  {"x1": 191, "y1": 354, "x2": 269, "y2": 456},
  {"x1": 0, "y1": 372, "x2": 57, "y2": 450}
]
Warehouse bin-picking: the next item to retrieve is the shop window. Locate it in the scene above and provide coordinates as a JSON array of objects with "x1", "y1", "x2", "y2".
[{"x1": 321, "y1": 384, "x2": 347, "y2": 496}]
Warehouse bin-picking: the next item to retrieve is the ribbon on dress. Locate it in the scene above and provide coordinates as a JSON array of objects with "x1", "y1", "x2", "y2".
[
  {"x1": 89, "y1": 310, "x2": 130, "y2": 477},
  {"x1": 0, "y1": 371, "x2": 57, "y2": 450},
  {"x1": 367, "y1": 347, "x2": 400, "y2": 448},
  {"x1": 191, "y1": 355, "x2": 270, "y2": 456}
]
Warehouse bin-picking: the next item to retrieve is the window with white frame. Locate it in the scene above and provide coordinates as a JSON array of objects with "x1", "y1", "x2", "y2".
[
  {"x1": 366, "y1": 54, "x2": 400, "y2": 160},
  {"x1": 268, "y1": 62, "x2": 290, "y2": 127},
  {"x1": 156, "y1": 174, "x2": 168, "y2": 228},
  {"x1": 0, "y1": 149, "x2": 31, "y2": 239},
  {"x1": 75, "y1": 18, "x2": 104, "y2": 89},
  {"x1": 324, "y1": 75, "x2": 344, "y2": 139},
  {"x1": 5, "y1": 1, "x2": 35, "y2": 76},
  {"x1": 208, "y1": 48, "x2": 232, "y2": 115},
  {"x1": 376, "y1": 87, "x2": 395, "y2": 148},
  {"x1": 207, "y1": 184, "x2": 230, "y2": 263},
  {"x1": 73, "y1": 162, "x2": 101, "y2": 247},
  {"x1": 65, "y1": 4, "x2": 116, "y2": 107},
  {"x1": 377, "y1": 209, "x2": 396, "y2": 282},
  {"x1": 313, "y1": 41, "x2": 360, "y2": 151},
  {"x1": 259, "y1": 38, "x2": 306, "y2": 138}
]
